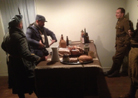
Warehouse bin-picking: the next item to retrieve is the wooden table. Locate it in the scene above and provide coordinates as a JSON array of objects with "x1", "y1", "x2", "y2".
[{"x1": 35, "y1": 41, "x2": 111, "y2": 98}]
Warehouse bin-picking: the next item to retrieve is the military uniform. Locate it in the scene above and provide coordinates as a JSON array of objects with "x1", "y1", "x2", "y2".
[
  {"x1": 107, "y1": 17, "x2": 130, "y2": 77},
  {"x1": 129, "y1": 28, "x2": 138, "y2": 89},
  {"x1": 26, "y1": 15, "x2": 57, "y2": 58},
  {"x1": 119, "y1": 24, "x2": 138, "y2": 98},
  {"x1": 26, "y1": 23, "x2": 57, "y2": 57},
  {"x1": 1, "y1": 26, "x2": 40, "y2": 94}
]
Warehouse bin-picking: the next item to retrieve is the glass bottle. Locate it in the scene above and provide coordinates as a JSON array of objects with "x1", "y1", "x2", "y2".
[
  {"x1": 84, "y1": 28, "x2": 86, "y2": 43},
  {"x1": 84, "y1": 28, "x2": 90, "y2": 43},
  {"x1": 66, "y1": 36, "x2": 69, "y2": 46},
  {"x1": 81, "y1": 30, "x2": 84, "y2": 43},
  {"x1": 59, "y1": 34, "x2": 66, "y2": 48}
]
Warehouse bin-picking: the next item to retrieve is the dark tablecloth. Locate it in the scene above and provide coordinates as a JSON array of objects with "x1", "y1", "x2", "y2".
[{"x1": 35, "y1": 41, "x2": 111, "y2": 98}]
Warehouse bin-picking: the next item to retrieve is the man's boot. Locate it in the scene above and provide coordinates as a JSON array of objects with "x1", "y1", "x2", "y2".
[
  {"x1": 104, "y1": 59, "x2": 121, "y2": 76},
  {"x1": 107, "y1": 70, "x2": 120, "y2": 78}
]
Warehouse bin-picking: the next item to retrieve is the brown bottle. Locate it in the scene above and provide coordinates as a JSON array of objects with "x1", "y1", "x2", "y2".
[
  {"x1": 66, "y1": 36, "x2": 69, "y2": 46},
  {"x1": 59, "y1": 34, "x2": 67, "y2": 48},
  {"x1": 84, "y1": 28, "x2": 90, "y2": 43}
]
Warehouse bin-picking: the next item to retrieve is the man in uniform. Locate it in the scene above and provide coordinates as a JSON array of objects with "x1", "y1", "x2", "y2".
[
  {"x1": 1, "y1": 15, "x2": 43, "y2": 98},
  {"x1": 120, "y1": 21, "x2": 138, "y2": 98},
  {"x1": 26, "y1": 15, "x2": 57, "y2": 62},
  {"x1": 105, "y1": 8, "x2": 130, "y2": 77}
]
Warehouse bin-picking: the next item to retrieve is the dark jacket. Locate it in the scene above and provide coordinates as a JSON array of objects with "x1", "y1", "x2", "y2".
[
  {"x1": 1, "y1": 27, "x2": 40, "y2": 94},
  {"x1": 26, "y1": 24, "x2": 57, "y2": 57}
]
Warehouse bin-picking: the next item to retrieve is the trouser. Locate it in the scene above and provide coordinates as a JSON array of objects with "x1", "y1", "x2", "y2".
[
  {"x1": 128, "y1": 79, "x2": 137, "y2": 97},
  {"x1": 128, "y1": 47, "x2": 138, "y2": 95},
  {"x1": 128, "y1": 47, "x2": 138, "y2": 86},
  {"x1": 129, "y1": 47, "x2": 138, "y2": 78},
  {"x1": 109, "y1": 45, "x2": 129, "y2": 74},
  {"x1": 121, "y1": 55, "x2": 129, "y2": 74}
]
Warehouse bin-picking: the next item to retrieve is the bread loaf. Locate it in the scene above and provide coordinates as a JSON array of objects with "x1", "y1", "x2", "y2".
[{"x1": 78, "y1": 55, "x2": 93, "y2": 63}]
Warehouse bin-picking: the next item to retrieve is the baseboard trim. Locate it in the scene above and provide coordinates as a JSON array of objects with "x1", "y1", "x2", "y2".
[
  {"x1": 102, "y1": 67, "x2": 111, "y2": 72},
  {"x1": 0, "y1": 73, "x2": 8, "y2": 76}
]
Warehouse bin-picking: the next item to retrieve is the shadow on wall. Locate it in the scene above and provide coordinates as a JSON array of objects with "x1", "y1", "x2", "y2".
[
  {"x1": 126, "y1": 12, "x2": 134, "y2": 31},
  {"x1": 94, "y1": 13, "x2": 134, "y2": 71},
  {"x1": 94, "y1": 36, "x2": 115, "y2": 70},
  {"x1": 125, "y1": 13, "x2": 129, "y2": 20}
]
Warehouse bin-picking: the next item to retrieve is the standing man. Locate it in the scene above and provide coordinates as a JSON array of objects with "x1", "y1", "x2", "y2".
[
  {"x1": 120, "y1": 21, "x2": 138, "y2": 98},
  {"x1": 1, "y1": 15, "x2": 42, "y2": 98},
  {"x1": 26, "y1": 15, "x2": 57, "y2": 62},
  {"x1": 105, "y1": 8, "x2": 130, "y2": 77}
]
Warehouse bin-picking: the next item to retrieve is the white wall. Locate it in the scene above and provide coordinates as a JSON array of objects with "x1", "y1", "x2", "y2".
[
  {"x1": 35, "y1": 0, "x2": 126, "y2": 68},
  {"x1": 126, "y1": 0, "x2": 138, "y2": 30},
  {"x1": 0, "y1": 10, "x2": 8, "y2": 76},
  {"x1": 0, "y1": 0, "x2": 129, "y2": 76}
]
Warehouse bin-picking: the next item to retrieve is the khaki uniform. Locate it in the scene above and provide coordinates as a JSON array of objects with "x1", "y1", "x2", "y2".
[
  {"x1": 129, "y1": 29, "x2": 138, "y2": 85},
  {"x1": 109, "y1": 17, "x2": 130, "y2": 73}
]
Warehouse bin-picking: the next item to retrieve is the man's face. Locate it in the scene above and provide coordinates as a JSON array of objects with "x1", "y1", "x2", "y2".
[
  {"x1": 20, "y1": 21, "x2": 23, "y2": 29},
  {"x1": 116, "y1": 9, "x2": 124, "y2": 19},
  {"x1": 37, "y1": 20, "x2": 45, "y2": 28},
  {"x1": 18, "y1": 21, "x2": 23, "y2": 29}
]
